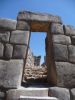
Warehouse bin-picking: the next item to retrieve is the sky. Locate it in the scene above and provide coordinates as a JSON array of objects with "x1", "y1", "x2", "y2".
[{"x1": 0, "y1": 0, "x2": 75, "y2": 63}]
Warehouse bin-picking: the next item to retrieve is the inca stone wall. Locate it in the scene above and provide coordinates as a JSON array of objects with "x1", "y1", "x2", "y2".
[
  {"x1": 0, "y1": 11, "x2": 75, "y2": 100},
  {"x1": 51, "y1": 24, "x2": 75, "y2": 88},
  {"x1": 0, "y1": 18, "x2": 30, "y2": 100}
]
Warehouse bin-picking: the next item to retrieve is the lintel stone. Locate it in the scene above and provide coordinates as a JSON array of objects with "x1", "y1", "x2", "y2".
[{"x1": 17, "y1": 11, "x2": 62, "y2": 23}]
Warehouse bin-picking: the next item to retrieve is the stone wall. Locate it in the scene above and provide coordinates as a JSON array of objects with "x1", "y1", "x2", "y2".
[
  {"x1": 17, "y1": 11, "x2": 75, "y2": 88},
  {"x1": 0, "y1": 11, "x2": 75, "y2": 99},
  {"x1": 51, "y1": 24, "x2": 75, "y2": 88},
  {"x1": 0, "y1": 18, "x2": 30, "y2": 99}
]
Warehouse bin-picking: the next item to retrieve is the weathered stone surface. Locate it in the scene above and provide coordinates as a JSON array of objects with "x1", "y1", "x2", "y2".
[
  {"x1": 71, "y1": 88, "x2": 75, "y2": 100},
  {"x1": 55, "y1": 62, "x2": 75, "y2": 88},
  {"x1": 13, "y1": 45, "x2": 27, "y2": 59},
  {"x1": 0, "y1": 43, "x2": 4, "y2": 58},
  {"x1": 68, "y1": 45, "x2": 75, "y2": 63},
  {"x1": 17, "y1": 11, "x2": 62, "y2": 23},
  {"x1": 51, "y1": 23, "x2": 64, "y2": 34},
  {"x1": 20, "y1": 96, "x2": 58, "y2": 100},
  {"x1": 10, "y1": 30, "x2": 30, "y2": 45},
  {"x1": 0, "y1": 18, "x2": 17, "y2": 30},
  {"x1": 5, "y1": 44, "x2": 13, "y2": 59},
  {"x1": 53, "y1": 44, "x2": 68, "y2": 61},
  {"x1": 0, "y1": 32, "x2": 10, "y2": 42},
  {"x1": 53, "y1": 35, "x2": 71, "y2": 45},
  {"x1": 49, "y1": 87, "x2": 70, "y2": 100},
  {"x1": 0, "y1": 60, "x2": 23, "y2": 88},
  {"x1": 0, "y1": 92, "x2": 5, "y2": 98},
  {"x1": 64, "y1": 25, "x2": 75, "y2": 36},
  {"x1": 71, "y1": 36, "x2": 75, "y2": 45},
  {"x1": 6, "y1": 88, "x2": 48, "y2": 100},
  {"x1": 17, "y1": 21, "x2": 30, "y2": 30}
]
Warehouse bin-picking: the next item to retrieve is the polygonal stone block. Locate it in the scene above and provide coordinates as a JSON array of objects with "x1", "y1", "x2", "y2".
[
  {"x1": 10, "y1": 30, "x2": 30, "y2": 45},
  {"x1": 53, "y1": 35, "x2": 71, "y2": 45},
  {"x1": 0, "y1": 60, "x2": 23, "y2": 89},
  {"x1": 56, "y1": 62, "x2": 75, "y2": 88},
  {"x1": 51, "y1": 23, "x2": 64, "y2": 34},
  {"x1": 0, "y1": 32, "x2": 10, "y2": 42},
  {"x1": 16, "y1": 21, "x2": 30, "y2": 30},
  {"x1": 53, "y1": 43, "x2": 68, "y2": 61},
  {"x1": 71, "y1": 36, "x2": 75, "y2": 45},
  {"x1": 64, "y1": 25, "x2": 75, "y2": 36},
  {"x1": 5, "y1": 44, "x2": 13, "y2": 59},
  {"x1": 0, "y1": 18, "x2": 17, "y2": 31},
  {"x1": 68, "y1": 45, "x2": 75, "y2": 63},
  {"x1": 49, "y1": 87, "x2": 70, "y2": 100},
  {"x1": 13, "y1": 45, "x2": 27, "y2": 59}
]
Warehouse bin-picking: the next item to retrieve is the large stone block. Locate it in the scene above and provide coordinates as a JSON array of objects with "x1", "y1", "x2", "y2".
[
  {"x1": 0, "y1": 32, "x2": 10, "y2": 42},
  {"x1": 68, "y1": 45, "x2": 75, "y2": 63},
  {"x1": 51, "y1": 23, "x2": 64, "y2": 34},
  {"x1": 0, "y1": 18, "x2": 17, "y2": 30},
  {"x1": 13, "y1": 45, "x2": 27, "y2": 59},
  {"x1": 71, "y1": 36, "x2": 75, "y2": 45},
  {"x1": 53, "y1": 44, "x2": 68, "y2": 61},
  {"x1": 53, "y1": 35, "x2": 71, "y2": 45},
  {"x1": 20, "y1": 96, "x2": 58, "y2": 100},
  {"x1": 55, "y1": 62, "x2": 75, "y2": 88},
  {"x1": 71, "y1": 88, "x2": 75, "y2": 100},
  {"x1": 17, "y1": 11, "x2": 62, "y2": 23},
  {"x1": 0, "y1": 43, "x2": 4, "y2": 58},
  {"x1": 5, "y1": 44, "x2": 13, "y2": 59},
  {"x1": 16, "y1": 21, "x2": 30, "y2": 30},
  {"x1": 6, "y1": 88, "x2": 48, "y2": 100},
  {"x1": 0, "y1": 60, "x2": 23, "y2": 89},
  {"x1": 10, "y1": 30, "x2": 30, "y2": 45},
  {"x1": 64, "y1": 25, "x2": 75, "y2": 36},
  {"x1": 49, "y1": 87, "x2": 70, "y2": 100}
]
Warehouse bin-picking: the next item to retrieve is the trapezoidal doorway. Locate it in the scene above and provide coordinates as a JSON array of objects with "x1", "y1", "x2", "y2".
[
  {"x1": 17, "y1": 11, "x2": 57, "y2": 86},
  {"x1": 22, "y1": 21, "x2": 57, "y2": 86},
  {"x1": 23, "y1": 32, "x2": 48, "y2": 85}
]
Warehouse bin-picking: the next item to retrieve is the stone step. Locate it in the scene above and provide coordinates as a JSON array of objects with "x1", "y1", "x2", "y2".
[
  {"x1": 6, "y1": 88, "x2": 49, "y2": 100},
  {"x1": 20, "y1": 96, "x2": 58, "y2": 100}
]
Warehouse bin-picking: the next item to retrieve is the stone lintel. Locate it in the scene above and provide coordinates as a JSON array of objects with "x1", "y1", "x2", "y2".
[{"x1": 17, "y1": 11, "x2": 62, "y2": 24}]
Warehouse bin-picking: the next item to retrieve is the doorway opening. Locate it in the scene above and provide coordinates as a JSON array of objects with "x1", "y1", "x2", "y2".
[{"x1": 23, "y1": 32, "x2": 48, "y2": 85}]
